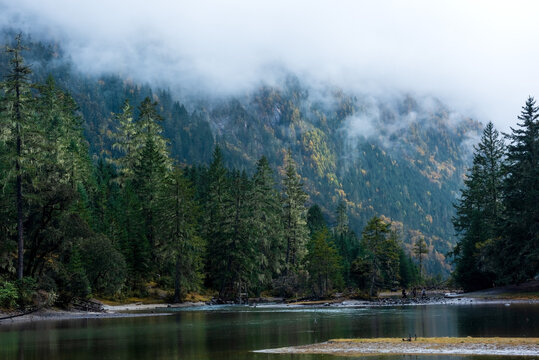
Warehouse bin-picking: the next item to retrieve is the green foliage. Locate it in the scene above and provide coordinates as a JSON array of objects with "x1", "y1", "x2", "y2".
[
  {"x1": 15, "y1": 277, "x2": 36, "y2": 307},
  {"x1": 282, "y1": 151, "x2": 309, "y2": 275},
  {"x1": 307, "y1": 204, "x2": 326, "y2": 237},
  {"x1": 1, "y1": 33, "x2": 34, "y2": 280},
  {"x1": 110, "y1": 100, "x2": 138, "y2": 181},
  {"x1": 272, "y1": 271, "x2": 309, "y2": 299},
  {"x1": 359, "y1": 216, "x2": 401, "y2": 296},
  {"x1": 249, "y1": 156, "x2": 283, "y2": 293},
  {"x1": 4, "y1": 34, "x2": 536, "y2": 304},
  {"x1": 58, "y1": 246, "x2": 91, "y2": 303},
  {"x1": 413, "y1": 237, "x2": 428, "y2": 281},
  {"x1": 498, "y1": 98, "x2": 539, "y2": 284},
  {"x1": 203, "y1": 146, "x2": 232, "y2": 290},
  {"x1": 452, "y1": 99, "x2": 538, "y2": 289},
  {"x1": 350, "y1": 256, "x2": 373, "y2": 292},
  {"x1": 0, "y1": 281, "x2": 18, "y2": 309},
  {"x1": 302, "y1": 128, "x2": 336, "y2": 179},
  {"x1": 1, "y1": 33, "x2": 490, "y2": 278},
  {"x1": 451, "y1": 122, "x2": 505, "y2": 290},
  {"x1": 399, "y1": 249, "x2": 419, "y2": 288},
  {"x1": 79, "y1": 235, "x2": 126, "y2": 296},
  {"x1": 157, "y1": 166, "x2": 204, "y2": 302},
  {"x1": 306, "y1": 228, "x2": 343, "y2": 297},
  {"x1": 332, "y1": 201, "x2": 359, "y2": 287}
]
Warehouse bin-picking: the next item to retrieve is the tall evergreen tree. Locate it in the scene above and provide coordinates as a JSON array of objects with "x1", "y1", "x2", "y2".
[
  {"x1": 109, "y1": 99, "x2": 147, "y2": 287},
  {"x1": 332, "y1": 202, "x2": 359, "y2": 287},
  {"x1": 110, "y1": 100, "x2": 138, "y2": 182},
  {"x1": 358, "y1": 216, "x2": 400, "y2": 296},
  {"x1": 250, "y1": 156, "x2": 283, "y2": 292},
  {"x1": 413, "y1": 237, "x2": 428, "y2": 281},
  {"x1": 307, "y1": 204, "x2": 326, "y2": 237},
  {"x1": 109, "y1": 97, "x2": 172, "y2": 287},
  {"x1": 335, "y1": 201, "x2": 349, "y2": 236},
  {"x1": 157, "y1": 166, "x2": 204, "y2": 302},
  {"x1": 281, "y1": 151, "x2": 309, "y2": 275},
  {"x1": 133, "y1": 97, "x2": 171, "y2": 256},
  {"x1": 90, "y1": 158, "x2": 120, "y2": 236},
  {"x1": 224, "y1": 171, "x2": 255, "y2": 300},
  {"x1": 499, "y1": 98, "x2": 539, "y2": 283},
  {"x1": 398, "y1": 249, "x2": 419, "y2": 288},
  {"x1": 203, "y1": 146, "x2": 232, "y2": 290},
  {"x1": 306, "y1": 228, "x2": 343, "y2": 297},
  {"x1": 1, "y1": 34, "x2": 33, "y2": 279},
  {"x1": 23, "y1": 77, "x2": 94, "y2": 278},
  {"x1": 452, "y1": 122, "x2": 504, "y2": 290}
]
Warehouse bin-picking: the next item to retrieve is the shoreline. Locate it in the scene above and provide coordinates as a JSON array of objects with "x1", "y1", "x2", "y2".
[
  {"x1": 1, "y1": 295, "x2": 538, "y2": 326},
  {"x1": 0, "y1": 301, "x2": 207, "y2": 325},
  {"x1": 254, "y1": 337, "x2": 539, "y2": 357}
]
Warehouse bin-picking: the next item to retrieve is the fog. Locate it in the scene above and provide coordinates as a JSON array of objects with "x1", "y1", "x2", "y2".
[{"x1": 2, "y1": 0, "x2": 539, "y2": 132}]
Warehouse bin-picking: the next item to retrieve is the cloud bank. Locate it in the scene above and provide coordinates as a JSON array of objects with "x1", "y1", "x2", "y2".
[{"x1": 2, "y1": 0, "x2": 539, "y2": 131}]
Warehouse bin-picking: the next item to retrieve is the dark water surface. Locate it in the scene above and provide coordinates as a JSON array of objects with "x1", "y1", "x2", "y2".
[{"x1": 0, "y1": 303, "x2": 537, "y2": 360}]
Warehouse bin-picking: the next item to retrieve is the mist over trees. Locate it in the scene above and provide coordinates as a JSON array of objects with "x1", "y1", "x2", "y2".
[
  {"x1": 0, "y1": 37, "x2": 430, "y2": 307},
  {"x1": 1, "y1": 34, "x2": 536, "y2": 309},
  {"x1": 0, "y1": 31, "x2": 488, "y2": 278}
]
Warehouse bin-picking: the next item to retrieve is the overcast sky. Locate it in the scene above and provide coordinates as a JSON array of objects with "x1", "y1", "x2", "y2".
[{"x1": 2, "y1": 0, "x2": 539, "y2": 131}]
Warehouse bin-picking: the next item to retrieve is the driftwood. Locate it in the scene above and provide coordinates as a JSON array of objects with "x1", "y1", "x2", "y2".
[
  {"x1": 0, "y1": 306, "x2": 40, "y2": 321},
  {"x1": 70, "y1": 298, "x2": 104, "y2": 312}
]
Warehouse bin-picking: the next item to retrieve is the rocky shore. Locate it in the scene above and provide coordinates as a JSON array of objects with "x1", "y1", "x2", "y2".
[{"x1": 1, "y1": 289, "x2": 538, "y2": 326}]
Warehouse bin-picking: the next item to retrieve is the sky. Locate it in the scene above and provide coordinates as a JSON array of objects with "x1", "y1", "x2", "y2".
[{"x1": 2, "y1": 0, "x2": 539, "y2": 132}]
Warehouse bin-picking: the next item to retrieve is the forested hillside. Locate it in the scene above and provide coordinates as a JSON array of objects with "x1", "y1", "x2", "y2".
[{"x1": 0, "y1": 31, "x2": 482, "y2": 277}]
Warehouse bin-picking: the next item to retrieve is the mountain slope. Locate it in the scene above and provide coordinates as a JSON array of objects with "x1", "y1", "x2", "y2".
[{"x1": 0, "y1": 31, "x2": 482, "y2": 276}]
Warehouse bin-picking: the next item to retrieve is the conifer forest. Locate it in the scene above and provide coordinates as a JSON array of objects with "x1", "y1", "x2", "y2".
[{"x1": 0, "y1": 31, "x2": 537, "y2": 309}]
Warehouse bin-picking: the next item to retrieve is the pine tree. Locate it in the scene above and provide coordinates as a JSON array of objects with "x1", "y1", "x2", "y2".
[
  {"x1": 452, "y1": 122, "x2": 504, "y2": 290},
  {"x1": 250, "y1": 156, "x2": 283, "y2": 292},
  {"x1": 281, "y1": 150, "x2": 309, "y2": 275},
  {"x1": 332, "y1": 201, "x2": 359, "y2": 287},
  {"x1": 132, "y1": 97, "x2": 171, "y2": 265},
  {"x1": 335, "y1": 201, "x2": 349, "y2": 236},
  {"x1": 117, "y1": 181, "x2": 149, "y2": 289},
  {"x1": 499, "y1": 97, "x2": 539, "y2": 283},
  {"x1": 157, "y1": 166, "x2": 204, "y2": 302},
  {"x1": 478, "y1": 123, "x2": 505, "y2": 231},
  {"x1": 110, "y1": 100, "x2": 138, "y2": 182},
  {"x1": 225, "y1": 170, "x2": 255, "y2": 301},
  {"x1": 90, "y1": 158, "x2": 120, "y2": 236},
  {"x1": 23, "y1": 77, "x2": 94, "y2": 278},
  {"x1": 307, "y1": 204, "x2": 326, "y2": 237},
  {"x1": 413, "y1": 237, "x2": 428, "y2": 282},
  {"x1": 1, "y1": 34, "x2": 33, "y2": 279},
  {"x1": 359, "y1": 216, "x2": 400, "y2": 296},
  {"x1": 203, "y1": 146, "x2": 232, "y2": 290},
  {"x1": 398, "y1": 249, "x2": 419, "y2": 288},
  {"x1": 306, "y1": 228, "x2": 343, "y2": 297},
  {"x1": 109, "y1": 97, "x2": 173, "y2": 286}
]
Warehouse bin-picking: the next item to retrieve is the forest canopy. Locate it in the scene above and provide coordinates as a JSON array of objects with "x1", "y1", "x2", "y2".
[{"x1": 1, "y1": 34, "x2": 536, "y2": 310}]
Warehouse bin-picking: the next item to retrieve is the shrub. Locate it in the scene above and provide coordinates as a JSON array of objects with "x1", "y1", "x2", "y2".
[
  {"x1": 16, "y1": 277, "x2": 37, "y2": 307},
  {"x1": 272, "y1": 271, "x2": 309, "y2": 299},
  {"x1": 79, "y1": 235, "x2": 127, "y2": 296},
  {"x1": 0, "y1": 281, "x2": 19, "y2": 309}
]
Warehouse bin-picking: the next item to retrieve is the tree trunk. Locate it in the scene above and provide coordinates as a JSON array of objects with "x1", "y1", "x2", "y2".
[
  {"x1": 16, "y1": 168, "x2": 23, "y2": 280},
  {"x1": 173, "y1": 256, "x2": 181, "y2": 303},
  {"x1": 16, "y1": 113, "x2": 23, "y2": 280}
]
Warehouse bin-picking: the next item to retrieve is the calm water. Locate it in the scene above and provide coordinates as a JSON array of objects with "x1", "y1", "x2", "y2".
[{"x1": 0, "y1": 303, "x2": 538, "y2": 360}]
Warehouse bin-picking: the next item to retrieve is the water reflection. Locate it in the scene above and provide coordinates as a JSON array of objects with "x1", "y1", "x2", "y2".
[{"x1": 0, "y1": 303, "x2": 537, "y2": 360}]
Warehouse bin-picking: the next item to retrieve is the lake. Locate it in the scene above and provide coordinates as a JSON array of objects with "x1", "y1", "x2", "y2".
[{"x1": 0, "y1": 303, "x2": 537, "y2": 360}]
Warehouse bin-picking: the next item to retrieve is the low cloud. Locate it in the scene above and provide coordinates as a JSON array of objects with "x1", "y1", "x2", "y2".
[{"x1": 2, "y1": 0, "x2": 539, "y2": 132}]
